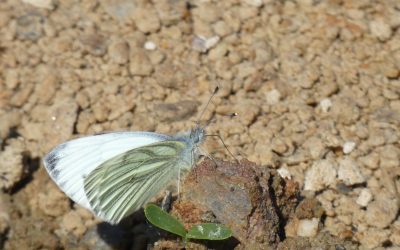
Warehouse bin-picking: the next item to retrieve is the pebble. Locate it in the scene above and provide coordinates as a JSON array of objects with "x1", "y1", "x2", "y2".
[
  {"x1": 391, "y1": 220, "x2": 400, "y2": 246},
  {"x1": 319, "y1": 98, "x2": 332, "y2": 113},
  {"x1": 61, "y1": 210, "x2": 87, "y2": 237},
  {"x1": 16, "y1": 13, "x2": 44, "y2": 41},
  {"x1": 213, "y1": 20, "x2": 232, "y2": 37},
  {"x1": 22, "y1": 0, "x2": 54, "y2": 9},
  {"x1": 0, "y1": 193, "x2": 10, "y2": 237},
  {"x1": 369, "y1": 19, "x2": 392, "y2": 41},
  {"x1": 356, "y1": 188, "x2": 373, "y2": 207},
  {"x1": 129, "y1": 48, "x2": 154, "y2": 76},
  {"x1": 342, "y1": 141, "x2": 356, "y2": 154},
  {"x1": 337, "y1": 158, "x2": 365, "y2": 185},
  {"x1": 0, "y1": 141, "x2": 24, "y2": 190},
  {"x1": 100, "y1": 0, "x2": 136, "y2": 21},
  {"x1": 359, "y1": 152, "x2": 380, "y2": 170},
  {"x1": 108, "y1": 40, "x2": 130, "y2": 64},
  {"x1": 134, "y1": 7, "x2": 161, "y2": 33},
  {"x1": 5, "y1": 69, "x2": 19, "y2": 90},
  {"x1": 193, "y1": 4, "x2": 220, "y2": 23},
  {"x1": 35, "y1": 73, "x2": 57, "y2": 104},
  {"x1": 379, "y1": 145, "x2": 399, "y2": 169},
  {"x1": 80, "y1": 34, "x2": 108, "y2": 56},
  {"x1": 357, "y1": 228, "x2": 390, "y2": 249},
  {"x1": 296, "y1": 218, "x2": 319, "y2": 237},
  {"x1": 192, "y1": 35, "x2": 220, "y2": 52},
  {"x1": 331, "y1": 97, "x2": 360, "y2": 125},
  {"x1": 303, "y1": 136, "x2": 327, "y2": 160},
  {"x1": 304, "y1": 159, "x2": 337, "y2": 192},
  {"x1": 244, "y1": 0, "x2": 263, "y2": 7},
  {"x1": 365, "y1": 195, "x2": 398, "y2": 229},
  {"x1": 208, "y1": 43, "x2": 228, "y2": 61},
  {"x1": 37, "y1": 183, "x2": 70, "y2": 217},
  {"x1": 144, "y1": 41, "x2": 157, "y2": 50},
  {"x1": 277, "y1": 167, "x2": 291, "y2": 180},
  {"x1": 266, "y1": 89, "x2": 281, "y2": 105}
]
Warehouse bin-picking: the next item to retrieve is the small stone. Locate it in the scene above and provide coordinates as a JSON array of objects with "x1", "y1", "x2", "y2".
[
  {"x1": 208, "y1": 43, "x2": 228, "y2": 61},
  {"x1": 35, "y1": 73, "x2": 58, "y2": 104},
  {"x1": 296, "y1": 218, "x2": 319, "y2": 237},
  {"x1": 144, "y1": 41, "x2": 156, "y2": 50},
  {"x1": 244, "y1": 0, "x2": 263, "y2": 7},
  {"x1": 367, "y1": 129, "x2": 386, "y2": 147},
  {"x1": 212, "y1": 20, "x2": 232, "y2": 37},
  {"x1": 266, "y1": 89, "x2": 281, "y2": 105},
  {"x1": 365, "y1": 196, "x2": 398, "y2": 229},
  {"x1": 391, "y1": 220, "x2": 400, "y2": 245},
  {"x1": 192, "y1": 35, "x2": 220, "y2": 52},
  {"x1": 342, "y1": 141, "x2": 356, "y2": 154},
  {"x1": 0, "y1": 193, "x2": 10, "y2": 236},
  {"x1": 154, "y1": 100, "x2": 198, "y2": 122},
  {"x1": 357, "y1": 228, "x2": 390, "y2": 249},
  {"x1": 0, "y1": 141, "x2": 24, "y2": 190},
  {"x1": 331, "y1": 97, "x2": 360, "y2": 125},
  {"x1": 356, "y1": 188, "x2": 372, "y2": 207},
  {"x1": 304, "y1": 159, "x2": 337, "y2": 192},
  {"x1": 5, "y1": 69, "x2": 19, "y2": 89},
  {"x1": 0, "y1": 111, "x2": 21, "y2": 140},
  {"x1": 379, "y1": 145, "x2": 400, "y2": 169},
  {"x1": 61, "y1": 210, "x2": 87, "y2": 237},
  {"x1": 359, "y1": 152, "x2": 380, "y2": 170},
  {"x1": 80, "y1": 34, "x2": 108, "y2": 56},
  {"x1": 193, "y1": 4, "x2": 220, "y2": 23},
  {"x1": 277, "y1": 167, "x2": 291, "y2": 180},
  {"x1": 337, "y1": 158, "x2": 365, "y2": 185},
  {"x1": 129, "y1": 48, "x2": 153, "y2": 76},
  {"x1": 38, "y1": 183, "x2": 70, "y2": 217},
  {"x1": 109, "y1": 40, "x2": 129, "y2": 64},
  {"x1": 284, "y1": 218, "x2": 299, "y2": 238},
  {"x1": 236, "y1": 62, "x2": 257, "y2": 79},
  {"x1": 100, "y1": 0, "x2": 136, "y2": 21},
  {"x1": 134, "y1": 7, "x2": 160, "y2": 33},
  {"x1": 22, "y1": 0, "x2": 54, "y2": 9},
  {"x1": 319, "y1": 98, "x2": 332, "y2": 113},
  {"x1": 16, "y1": 13, "x2": 44, "y2": 41},
  {"x1": 369, "y1": 19, "x2": 392, "y2": 41},
  {"x1": 303, "y1": 136, "x2": 327, "y2": 160}
]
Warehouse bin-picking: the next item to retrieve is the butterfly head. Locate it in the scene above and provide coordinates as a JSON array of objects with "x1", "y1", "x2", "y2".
[{"x1": 190, "y1": 125, "x2": 205, "y2": 145}]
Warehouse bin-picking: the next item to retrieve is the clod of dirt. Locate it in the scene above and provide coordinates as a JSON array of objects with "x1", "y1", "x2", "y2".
[
  {"x1": 0, "y1": 192, "x2": 11, "y2": 247},
  {"x1": 168, "y1": 159, "x2": 357, "y2": 249},
  {"x1": 177, "y1": 159, "x2": 295, "y2": 248},
  {"x1": 154, "y1": 100, "x2": 199, "y2": 122},
  {"x1": 0, "y1": 139, "x2": 27, "y2": 191}
]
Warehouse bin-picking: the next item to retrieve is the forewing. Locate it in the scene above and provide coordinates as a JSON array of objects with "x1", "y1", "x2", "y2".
[
  {"x1": 43, "y1": 132, "x2": 170, "y2": 209},
  {"x1": 83, "y1": 141, "x2": 187, "y2": 224}
]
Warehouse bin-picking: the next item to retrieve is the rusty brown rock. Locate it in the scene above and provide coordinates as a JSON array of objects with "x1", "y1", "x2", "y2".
[{"x1": 181, "y1": 159, "x2": 296, "y2": 248}]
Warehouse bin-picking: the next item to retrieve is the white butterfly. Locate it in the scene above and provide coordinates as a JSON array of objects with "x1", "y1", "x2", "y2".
[{"x1": 43, "y1": 126, "x2": 205, "y2": 224}]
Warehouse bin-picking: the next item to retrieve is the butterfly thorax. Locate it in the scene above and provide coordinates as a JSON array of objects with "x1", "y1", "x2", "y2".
[{"x1": 173, "y1": 125, "x2": 205, "y2": 170}]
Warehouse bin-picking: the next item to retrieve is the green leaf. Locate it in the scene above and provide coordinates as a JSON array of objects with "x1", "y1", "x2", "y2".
[
  {"x1": 186, "y1": 223, "x2": 233, "y2": 240},
  {"x1": 144, "y1": 204, "x2": 187, "y2": 238}
]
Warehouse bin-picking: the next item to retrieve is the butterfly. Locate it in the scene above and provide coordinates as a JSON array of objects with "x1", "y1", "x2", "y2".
[{"x1": 43, "y1": 88, "x2": 221, "y2": 224}]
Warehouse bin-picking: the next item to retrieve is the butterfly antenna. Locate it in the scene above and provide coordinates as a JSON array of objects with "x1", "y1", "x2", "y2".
[
  {"x1": 197, "y1": 86, "x2": 219, "y2": 124},
  {"x1": 204, "y1": 112, "x2": 239, "y2": 162}
]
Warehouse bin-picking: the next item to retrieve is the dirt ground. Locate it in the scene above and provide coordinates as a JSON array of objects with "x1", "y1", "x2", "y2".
[{"x1": 0, "y1": 0, "x2": 399, "y2": 249}]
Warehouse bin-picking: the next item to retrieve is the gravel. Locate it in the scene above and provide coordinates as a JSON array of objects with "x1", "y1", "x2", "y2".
[{"x1": 0, "y1": 0, "x2": 398, "y2": 248}]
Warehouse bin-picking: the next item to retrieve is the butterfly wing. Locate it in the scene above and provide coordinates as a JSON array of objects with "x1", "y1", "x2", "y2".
[
  {"x1": 83, "y1": 140, "x2": 188, "y2": 224},
  {"x1": 43, "y1": 132, "x2": 171, "y2": 210}
]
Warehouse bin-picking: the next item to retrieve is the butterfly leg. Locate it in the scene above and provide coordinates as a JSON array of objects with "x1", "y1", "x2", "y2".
[
  {"x1": 198, "y1": 147, "x2": 218, "y2": 168},
  {"x1": 161, "y1": 190, "x2": 172, "y2": 212},
  {"x1": 177, "y1": 166, "x2": 181, "y2": 200},
  {"x1": 205, "y1": 134, "x2": 238, "y2": 162}
]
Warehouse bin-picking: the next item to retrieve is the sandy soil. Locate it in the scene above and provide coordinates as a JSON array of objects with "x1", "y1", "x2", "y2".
[{"x1": 0, "y1": 0, "x2": 399, "y2": 249}]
